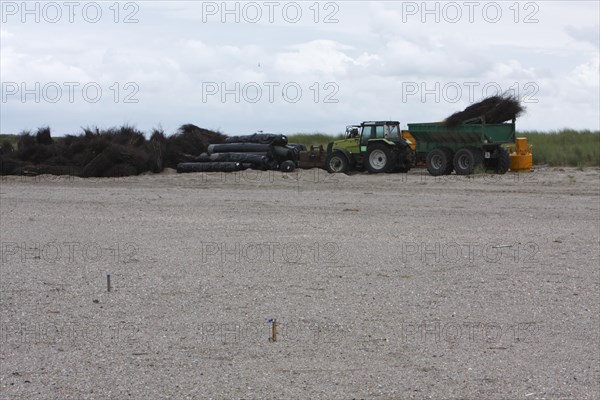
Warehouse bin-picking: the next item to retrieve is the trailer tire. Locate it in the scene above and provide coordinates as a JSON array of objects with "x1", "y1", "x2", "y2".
[
  {"x1": 496, "y1": 147, "x2": 510, "y2": 174},
  {"x1": 366, "y1": 144, "x2": 396, "y2": 173},
  {"x1": 326, "y1": 152, "x2": 349, "y2": 173},
  {"x1": 468, "y1": 146, "x2": 484, "y2": 168},
  {"x1": 453, "y1": 147, "x2": 483, "y2": 175},
  {"x1": 442, "y1": 148, "x2": 454, "y2": 175},
  {"x1": 485, "y1": 146, "x2": 510, "y2": 174},
  {"x1": 426, "y1": 147, "x2": 453, "y2": 176}
]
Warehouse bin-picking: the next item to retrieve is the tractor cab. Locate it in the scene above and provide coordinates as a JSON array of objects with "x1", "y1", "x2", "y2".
[{"x1": 359, "y1": 121, "x2": 403, "y2": 150}]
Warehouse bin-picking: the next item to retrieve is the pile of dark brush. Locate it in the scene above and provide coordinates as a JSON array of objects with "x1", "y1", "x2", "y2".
[
  {"x1": 443, "y1": 94, "x2": 525, "y2": 127},
  {"x1": 177, "y1": 133, "x2": 305, "y2": 173},
  {"x1": 0, "y1": 124, "x2": 226, "y2": 177}
]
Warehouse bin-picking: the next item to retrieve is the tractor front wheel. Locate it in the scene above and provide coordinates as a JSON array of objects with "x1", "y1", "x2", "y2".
[{"x1": 325, "y1": 152, "x2": 350, "y2": 173}]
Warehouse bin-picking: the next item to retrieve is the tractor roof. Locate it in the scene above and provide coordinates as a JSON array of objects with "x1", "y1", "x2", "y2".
[{"x1": 361, "y1": 121, "x2": 400, "y2": 126}]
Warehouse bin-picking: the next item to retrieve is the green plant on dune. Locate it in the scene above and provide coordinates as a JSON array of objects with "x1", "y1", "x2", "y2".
[{"x1": 518, "y1": 129, "x2": 599, "y2": 167}]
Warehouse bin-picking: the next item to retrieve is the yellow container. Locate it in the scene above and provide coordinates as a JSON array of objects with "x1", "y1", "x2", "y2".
[{"x1": 509, "y1": 137, "x2": 533, "y2": 171}]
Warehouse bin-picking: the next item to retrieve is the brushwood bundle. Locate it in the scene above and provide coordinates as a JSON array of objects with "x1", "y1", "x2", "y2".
[
  {"x1": 0, "y1": 124, "x2": 226, "y2": 177},
  {"x1": 444, "y1": 94, "x2": 525, "y2": 127}
]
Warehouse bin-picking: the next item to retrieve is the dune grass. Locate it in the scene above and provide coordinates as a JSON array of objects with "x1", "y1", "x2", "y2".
[
  {"x1": 518, "y1": 129, "x2": 599, "y2": 167},
  {"x1": 286, "y1": 133, "x2": 343, "y2": 147},
  {"x1": 0, "y1": 134, "x2": 19, "y2": 148}
]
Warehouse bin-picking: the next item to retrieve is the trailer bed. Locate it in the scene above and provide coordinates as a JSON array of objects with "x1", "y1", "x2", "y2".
[{"x1": 407, "y1": 121, "x2": 515, "y2": 154}]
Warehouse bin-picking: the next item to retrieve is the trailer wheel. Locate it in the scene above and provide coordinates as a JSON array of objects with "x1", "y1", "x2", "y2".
[
  {"x1": 485, "y1": 146, "x2": 510, "y2": 174},
  {"x1": 366, "y1": 144, "x2": 396, "y2": 173},
  {"x1": 495, "y1": 147, "x2": 510, "y2": 174},
  {"x1": 442, "y1": 148, "x2": 454, "y2": 175},
  {"x1": 325, "y1": 152, "x2": 349, "y2": 173},
  {"x1": 453, "y1": 147, "x2": 483, "y2": 175},
  {"x1": 426, "y1": 147, "x2": 453, "y2": 176}
]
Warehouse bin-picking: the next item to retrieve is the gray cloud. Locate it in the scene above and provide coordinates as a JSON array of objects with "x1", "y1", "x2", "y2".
[{"x1": 565, "y1": 25, "x2": 600, "y2": 47}]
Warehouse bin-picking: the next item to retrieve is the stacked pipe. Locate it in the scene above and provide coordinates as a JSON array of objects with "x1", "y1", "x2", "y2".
[{"x1": 177, "y1": 133, "x2": 306, "y2": 173}]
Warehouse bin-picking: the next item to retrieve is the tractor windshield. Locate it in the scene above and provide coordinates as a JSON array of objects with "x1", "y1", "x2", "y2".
[{"x1": 386, "y1": 124, "x2": 400, "y2": 139}]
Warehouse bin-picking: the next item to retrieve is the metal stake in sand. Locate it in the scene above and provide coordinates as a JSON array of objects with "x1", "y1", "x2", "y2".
[{"x1": 107, "y1": 274, "x2": 111, "y2": 292}]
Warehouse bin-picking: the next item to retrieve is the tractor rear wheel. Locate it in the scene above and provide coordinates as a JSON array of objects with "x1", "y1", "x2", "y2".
[
  {"x1": 366, "y1": 144, "x2": 396, "y2": 173},
  {"x1": 325, "y1": 152, "x2": 349, "y2": 173},
  {"x1": 426, "y1": 147, "x2": 453, "y2": 176}
]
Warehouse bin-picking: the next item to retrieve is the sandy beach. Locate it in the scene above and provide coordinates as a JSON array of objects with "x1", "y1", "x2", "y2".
[{"x1": 1, "y1": 166, "x2": 598, "y2": 399}]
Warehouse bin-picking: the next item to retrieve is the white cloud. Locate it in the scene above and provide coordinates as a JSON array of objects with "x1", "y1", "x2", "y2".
[
  {"x1": 565, "y1": 25, "x2": 600, "y2": 47},
  {"x1": 486, "y1": 61, "x2": 537, "y2": 81},
  {"x1": 0, "y1": 29, "x2": 14, "y2": 38},
  {"x1": 569, "y1": 55, "x2": 600, "y2": 87},
  {"x1": 274, "y1": 40, "x2": 357, "y2": 75}
]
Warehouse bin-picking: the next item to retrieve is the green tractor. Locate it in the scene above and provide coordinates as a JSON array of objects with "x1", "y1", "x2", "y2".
[{"x1": 325, "y1": 121, "x2": 414, "y2": 173}]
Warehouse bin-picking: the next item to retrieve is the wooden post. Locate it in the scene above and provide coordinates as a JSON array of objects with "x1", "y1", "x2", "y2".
[{"x1": 271, "y1": 319, "x2": 277, "y2": 342}]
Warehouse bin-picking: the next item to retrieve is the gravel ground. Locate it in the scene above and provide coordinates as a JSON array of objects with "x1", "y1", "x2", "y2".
[{"x1": 1, "y1": 166, "x2": 598, "y2": 399}]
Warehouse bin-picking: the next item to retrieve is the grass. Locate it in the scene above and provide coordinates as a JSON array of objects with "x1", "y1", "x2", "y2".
[
  {"x1": 3, "y1": 129, "x2": 599, "y2": 167},
  {"x1": 287, "y1": 132, "x2": 343, "y2": 147},
  {"x1": 0, "y1": 134, "x2": 19, "y2": 148},
  {"x1": 518, "y1": 129, "x2": 599, "y2": 167}
]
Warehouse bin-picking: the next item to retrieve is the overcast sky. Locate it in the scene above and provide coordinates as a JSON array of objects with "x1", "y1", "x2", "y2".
[{"x1": 1, "y1": 1, "x2": 598, "y2": 136}]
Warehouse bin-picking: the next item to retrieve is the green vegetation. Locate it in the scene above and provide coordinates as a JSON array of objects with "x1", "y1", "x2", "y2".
[
  {"x1": 518, "y1": 129, "x2": 599, "y2": 167},
  {"x1": 287, "y1": 132, "x2": 343, "y2": 147},
  {"x1": 0, "y1": 134, "x2": 19, "y2": 148}
]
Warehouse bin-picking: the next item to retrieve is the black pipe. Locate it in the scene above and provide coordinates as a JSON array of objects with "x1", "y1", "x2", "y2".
[
  {"x1": 208, "y1": 143, "x2": 272, "y2": 154},
  {"x1": 177, "y1": 162, "x2": 244, "y2": 173}
]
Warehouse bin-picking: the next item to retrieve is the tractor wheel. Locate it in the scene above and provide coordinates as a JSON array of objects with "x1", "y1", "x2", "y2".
[
  {"x1": 442, "y1": 148, "x2": 454, "y2": 175},
  {"x1": 495, "y1": 147, "x2": 510, "y2": 174},
  {"x1": 426, "y1": 147, "x2": 453, "y2": 176},
  {"x1": 453, "y1": 147, "x2": 483, "y2": 175},
  {"x1": 394, "y1": 148, "x2": 414, "y2": 172},
  {"x1": 484, "y1": 146, "x2": 510, "y2": 174},
  {"x1": 325, "y1": 152, "x2": 349, "y2": 173},
  {"x1": 366, "y1": 144, "x2": 396, "y2": 173},
  {"x1": 393, "y1": 148, "x2": 412, "y2": 173}
]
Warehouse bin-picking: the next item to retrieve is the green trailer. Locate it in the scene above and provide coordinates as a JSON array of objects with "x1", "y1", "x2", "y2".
[{"x1": 407, "y1": 119, "x2": 516, "y2": 176}]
